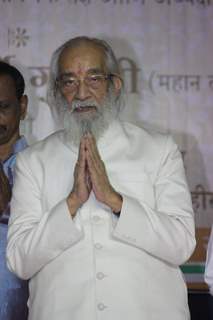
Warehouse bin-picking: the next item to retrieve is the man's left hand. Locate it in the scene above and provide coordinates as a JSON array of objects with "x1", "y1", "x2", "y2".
[{"x1": 85, "y1": 133, "x2": 122, "y2": 213}]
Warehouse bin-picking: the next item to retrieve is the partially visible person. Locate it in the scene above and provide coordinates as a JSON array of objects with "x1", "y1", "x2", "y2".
[
  {"x1": 0, "y1": 61, "x2": 28, "y2": 319},
  {"x1": 204, "y1": 226, "x2": 213, "y2": 318},
  {"x1": 205, "y1": 226, "x2": 213, "y2": 294}
]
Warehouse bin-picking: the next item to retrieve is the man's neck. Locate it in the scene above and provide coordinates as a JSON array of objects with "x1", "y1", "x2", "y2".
[{"x1": 0, "y1": 133, "x2": 20, "y2": 162}]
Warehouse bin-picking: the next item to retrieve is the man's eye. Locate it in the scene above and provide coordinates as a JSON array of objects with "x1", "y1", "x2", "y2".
[
  {"x1": 91, "y1": 76, "x2": 101, "y2": 81},
  {"x1": 63, "y1": 79, "x2": 76, "y2": 87},
  {"x1": 89, "y1": 76, "x2": 102, "y2": 83},
  {"x1": 0, "y1": 103, "x2": 10, "y2": 110}
]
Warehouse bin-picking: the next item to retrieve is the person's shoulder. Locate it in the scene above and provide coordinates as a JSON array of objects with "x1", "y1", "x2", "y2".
[
  {"x1": 122, "y1": 121, "x2": 171, "y2": 146},
  {"x1": 17, "y1": 130, "x2": 64, "y2": 161},
  {"x1": 121, "y1": 121, "x2": 179, "y2": 166}
]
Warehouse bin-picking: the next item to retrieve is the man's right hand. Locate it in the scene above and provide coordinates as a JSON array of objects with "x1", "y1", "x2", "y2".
[
  {"x1": 0, "y1": 163, "x2": 12, "y2": 215},
  {"x1": 67, "y1": 138, "x2": 91, "y2": 218}
]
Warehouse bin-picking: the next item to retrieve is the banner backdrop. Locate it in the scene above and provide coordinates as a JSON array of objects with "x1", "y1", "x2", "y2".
[{"x1": 1, "y1": 0, "x2": 213, "y2": 289}]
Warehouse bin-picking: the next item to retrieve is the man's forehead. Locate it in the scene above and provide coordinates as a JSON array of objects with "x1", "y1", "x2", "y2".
[
  {"x1": 58, "y1": 44, "x2": 107, "y2": 75},
  {"x1": 0, "y1": 74, "x2": 15, "y2": 87},
  {"x1": 0, "y1": 74, "x2": 16, "y2": 96},
  {"x1": 59, "y1": 68, "x2": 105, "y2": 78}
]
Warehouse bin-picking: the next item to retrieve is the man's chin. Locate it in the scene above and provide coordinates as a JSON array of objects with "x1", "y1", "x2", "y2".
[
  {"x1": 73, "y1": 109, "x2": 99, "y2": 123},
  {"x1": 0, "y1": 136, "x2": 11, "y2": 146},
  {"x1": 63, "y1": 94, "x2": 115, "y2": 144}
]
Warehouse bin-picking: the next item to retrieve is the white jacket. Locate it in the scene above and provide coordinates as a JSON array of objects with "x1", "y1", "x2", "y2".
[{"x1": 7, "y1": 121, "x2": 195, "y2": 320}]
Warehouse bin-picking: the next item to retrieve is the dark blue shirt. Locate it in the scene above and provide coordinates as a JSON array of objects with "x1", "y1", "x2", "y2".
[{"x1": 0, "y1": 136, "x2": 29, "y2": 320}]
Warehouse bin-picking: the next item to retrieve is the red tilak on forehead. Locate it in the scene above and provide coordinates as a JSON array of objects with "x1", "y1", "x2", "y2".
[{"x1": 76, "y1": 63, "x2": 84, "y2": 76}]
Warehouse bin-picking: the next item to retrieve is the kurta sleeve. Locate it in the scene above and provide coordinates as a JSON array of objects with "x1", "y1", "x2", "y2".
[
  {"x1": 205, "y1": 225, "x2": 213, "y2": 295},
  {"x1": 112, "y1": 135, "x2": 196, "y2": 266},
  {"x1": 6, "y1": 152, "x2": 83, "y2": 280}
]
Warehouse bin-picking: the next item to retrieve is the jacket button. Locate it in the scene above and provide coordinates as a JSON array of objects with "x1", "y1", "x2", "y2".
[
  {"x1": 96, "y1": 272, "x2": 106, "y2": 280},
  {"x1": 94, "y1": 243, "x2": 103, "y2": 249},
  {"x1": 97, "y1": 302, "x2": 107, "y2": 311}
]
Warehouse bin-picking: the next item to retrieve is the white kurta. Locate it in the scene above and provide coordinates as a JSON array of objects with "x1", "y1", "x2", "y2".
[{"x1": 7, "y1": 120, "x2": 195, "y2": 320}]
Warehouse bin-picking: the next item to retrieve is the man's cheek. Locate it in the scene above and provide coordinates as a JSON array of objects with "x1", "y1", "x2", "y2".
[{"x1": 0, "y1": 125, "x2": 7, "y2": 135}]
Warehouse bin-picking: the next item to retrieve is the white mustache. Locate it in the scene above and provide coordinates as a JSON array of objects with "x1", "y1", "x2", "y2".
[{"x1": 71, "y1": 100, "x2": 99, "y2": 111}]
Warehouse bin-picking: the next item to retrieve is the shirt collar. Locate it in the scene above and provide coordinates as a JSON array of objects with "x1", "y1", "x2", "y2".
[
  {"x1": 12, "y1": 135, "x2": 28, "y2": 155},
  {"x1": 2, "y1": 135, "x2": 28, "y2": 167}
]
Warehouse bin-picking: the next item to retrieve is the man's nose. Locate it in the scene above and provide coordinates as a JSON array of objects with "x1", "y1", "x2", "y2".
[
  {"x1": 0, "y1": 111, "x2": 5, "y2": 121},
  {"x1": 75, "y1": 79, "x2": 91, "y2": 100}
]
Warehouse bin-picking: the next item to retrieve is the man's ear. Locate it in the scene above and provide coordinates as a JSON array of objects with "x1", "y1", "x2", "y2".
[
  {"x1": 19, "y1": 95, "x2": 28, "y2": 120},
  {"x1": 112, "y1": 76, "x2": 122, "y2": 95}
]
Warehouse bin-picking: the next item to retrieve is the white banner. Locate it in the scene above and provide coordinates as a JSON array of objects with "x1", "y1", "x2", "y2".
[{"x1": 1, "y1": 0, "x2": 213, "y2": 287}]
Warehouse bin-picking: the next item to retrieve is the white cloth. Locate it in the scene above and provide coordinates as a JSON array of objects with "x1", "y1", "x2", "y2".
[
  {"x1": 7, "y1": 120, "x2": 195, "y2": 320},
  {"x1": 205, "y1": 226, "x2": 213, "y2": 295}
]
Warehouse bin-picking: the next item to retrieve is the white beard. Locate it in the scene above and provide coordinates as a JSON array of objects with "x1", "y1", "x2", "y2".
[{"x1": 61, "y1": 89, "x2": 118, "y2": 146}]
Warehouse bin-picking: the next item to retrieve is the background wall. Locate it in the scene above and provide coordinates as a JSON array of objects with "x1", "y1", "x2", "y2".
[{"x1": 1, "y1": 0, "x2": 213, "y2": 289}]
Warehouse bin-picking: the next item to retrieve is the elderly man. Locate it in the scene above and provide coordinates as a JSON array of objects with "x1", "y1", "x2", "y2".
[
  {"x1": 0, "y1": 61, "x2": 28, "y2": 319},
  {"x1": 7, "y1": 37, "x2": 195, "y2": 320}
]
